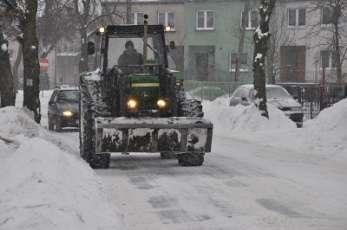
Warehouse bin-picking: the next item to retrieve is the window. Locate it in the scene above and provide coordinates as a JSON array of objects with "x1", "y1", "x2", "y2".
[
  {"x1": 288, "y1": 8, "x2": 306, "y2": 27},
  {"x1": 322, "y1": 7, "x2": 333, "y2": 25},
  {"x1": 158, "y1": 12, "x2": 175, "y2": 31},
  {"x1": 196, "y1": 10, "x2": 215, "y2": 30},
  {"x1": 321, "y1": 50, "x2": 337, "y2": 68},
  {"x1": 229, "y1": 53, "x2": 248, "y2": 72},
  {"x1": 241, "y1": 9, "x2": 258, "y2": 29},
  {"x1": 131, "y1": 12, "x2": 145, "y2": 25}
]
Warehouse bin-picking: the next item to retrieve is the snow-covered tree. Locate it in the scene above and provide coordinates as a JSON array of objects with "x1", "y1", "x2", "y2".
[
  {"x1": 0, "y1": 3, "x2": 15, "y2": 107},
  {"x1": 0, "y1": 25, "x2": 15, "y2": 107},
  {"x1": 65, "y1": 0, "x2": 123, "y2": 72},
  {"x1": 253, "y1": 0, "x2": 276, "y2": 118},
  {"x1": 2, "y1": 0, "x2": 41, "y2": 123}
]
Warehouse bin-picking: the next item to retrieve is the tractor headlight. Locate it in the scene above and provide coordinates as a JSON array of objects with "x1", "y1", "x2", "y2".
[
  {"x1": 98, "y1": 26, "x2": 105, "y2": 33},
  {"x1": 157, "y1": 99, "x2": 167, "y2": 109},
  {"x1": 127, "y1": 98, "x2": 138, "y2": 110},
  {"x1": 63, "y1": 111, "x2": 73, "y2": 117}
]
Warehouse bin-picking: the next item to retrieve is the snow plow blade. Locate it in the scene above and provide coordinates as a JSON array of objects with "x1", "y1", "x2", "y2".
[{"x1": 94, "y1": 117, "x2": 213, "y2": 154}]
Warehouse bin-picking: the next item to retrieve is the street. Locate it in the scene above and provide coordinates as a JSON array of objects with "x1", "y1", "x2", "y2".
[{"x1": 57, "y1": 132, "x2": 347, "y2": 230}]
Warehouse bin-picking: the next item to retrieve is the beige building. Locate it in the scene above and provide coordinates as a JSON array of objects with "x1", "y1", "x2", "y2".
[{"x1": 272, "y1": 0, "x2": 347, "y2": 83}]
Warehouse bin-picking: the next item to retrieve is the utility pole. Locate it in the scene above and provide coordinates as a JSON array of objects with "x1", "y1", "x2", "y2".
[{"x1": 126, "y1": 0, "x2": 132, "y2": 24}]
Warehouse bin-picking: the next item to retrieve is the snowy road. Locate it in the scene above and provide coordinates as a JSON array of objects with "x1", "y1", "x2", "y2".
[{"x1": 58, "y1": 132, "x2": 347, "y2": 230}]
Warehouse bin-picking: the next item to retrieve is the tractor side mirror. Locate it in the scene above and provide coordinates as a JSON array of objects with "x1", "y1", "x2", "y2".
[{"x1": 87, "y1": 41, "x2": 95, "y2": 55}]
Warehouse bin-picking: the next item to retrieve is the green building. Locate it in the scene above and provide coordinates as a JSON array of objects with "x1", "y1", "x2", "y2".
[{"x1": 184, "y1": 0, "x2": 258, "y2": 83}]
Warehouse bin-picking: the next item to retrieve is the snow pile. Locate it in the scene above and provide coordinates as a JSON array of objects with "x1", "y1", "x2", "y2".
[
  {"x1": 0, "y1": 107, "x2": 123, "y2": 230},
  {"x1": 205, "y1": 96, "x2": 347, "y2": 156},
  {"x1": 0, "y1": 107, "x2": 40, "y2": 138},
  {"x1": 302, "y1": 99, "x2": 347, "y2": 154},
  {"x1": 204, "y1": 97, "x2": 295, "y2": 136}
]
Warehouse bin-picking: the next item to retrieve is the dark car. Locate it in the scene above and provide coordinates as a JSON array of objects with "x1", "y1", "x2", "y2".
[
  {"x1": 48, "y1": 88, "x2": 80, "y2": 131},
  {"x1": 229, "y1": 84, "x2": 304, "y2": 127}
]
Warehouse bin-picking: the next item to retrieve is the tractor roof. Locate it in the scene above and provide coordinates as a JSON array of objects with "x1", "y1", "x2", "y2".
[{"x1": 104, "y1": 25, "x2": 165, "y2": 36}]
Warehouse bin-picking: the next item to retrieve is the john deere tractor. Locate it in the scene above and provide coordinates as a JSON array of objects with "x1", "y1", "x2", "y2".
[{"x1": 79, "y1": 20, "x2": 213, "y2": 169}]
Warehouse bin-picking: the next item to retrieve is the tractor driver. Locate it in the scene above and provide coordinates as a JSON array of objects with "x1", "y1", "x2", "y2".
[{"x1": 118, "y1": 40, "x2": 143, "y2": 67}]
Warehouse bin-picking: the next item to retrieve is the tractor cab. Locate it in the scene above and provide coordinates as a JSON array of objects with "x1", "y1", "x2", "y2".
[{"x1": 87, "y1": 25, "x2": 177, "y2": 117}]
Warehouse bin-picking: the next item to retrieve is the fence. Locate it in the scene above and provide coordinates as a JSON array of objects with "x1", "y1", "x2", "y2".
[{"x1": 184, "y1": 80, "x2": 347, "y2": 120}]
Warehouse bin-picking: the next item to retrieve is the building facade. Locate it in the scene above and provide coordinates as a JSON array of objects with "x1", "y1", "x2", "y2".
[
  {"x1": 184, "y1": 0, "x2": 258, "y2": 83},
  {"x1": 273, "y1": 0, "x2": 347, "y2": 83}
]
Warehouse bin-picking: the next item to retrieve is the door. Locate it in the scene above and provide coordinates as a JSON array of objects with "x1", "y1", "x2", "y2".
[
  {"x1": 280, "y1": 46, "x2": 306, "y2": 82},
  {"x1": 195, "y1": 53, "x2": 209, "y2": 81}
]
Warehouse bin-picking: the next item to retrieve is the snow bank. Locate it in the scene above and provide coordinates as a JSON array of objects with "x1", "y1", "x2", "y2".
[
  {"x1": 0, "y1": 107, "x2": 40, "y2": 138},
  {"x1": 0, "y1": 107, "x2": 123, "y2": 230},
  {"x1": 302, "y1": 99, "x2": 347, "y2": 154},
  {"x1": 205, "y1": 96, "x2": 347, "y2": 156},
  {"x1": 204, "y1": 97, "x2": 295, "y2": 136}
]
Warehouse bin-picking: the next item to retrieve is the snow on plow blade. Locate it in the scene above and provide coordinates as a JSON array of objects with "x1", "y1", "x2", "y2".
[{"x1": 95, "y1": 117, "x2": 213, "y2": 153}]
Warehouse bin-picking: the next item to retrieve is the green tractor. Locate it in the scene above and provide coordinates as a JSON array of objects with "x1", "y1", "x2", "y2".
[{"x1": 79, "y1": 22, "x2": 213, "y2": 168}]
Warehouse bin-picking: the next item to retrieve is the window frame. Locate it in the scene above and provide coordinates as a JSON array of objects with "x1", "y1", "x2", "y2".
[
  {"x1": 132, "y1": 12, "x2": 145, "y2": 25},
  {"x1": 321, "y1": 6, "x2": 334, "y2": 26},
  {"x1": 287, "y1": 8, "x2": 306, "y2": 28},
  {"x1": 196, "y1": 10, "x2": 215, "y2": 31},
  {"x1": 158, "y1": 11, "x2": 176, "y2": 32},
  {"x1": 229, "y1": 52, "x2": 249, "y2": 72},
  {"x1": 241, "y1": 9, "x2": 259, "y2": 30},
  {"x1": 320, "y1": 50, "x2": 337, "y2": 69}
]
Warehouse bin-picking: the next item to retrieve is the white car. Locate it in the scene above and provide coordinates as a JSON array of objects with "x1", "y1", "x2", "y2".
[{"x1": 229, "y1": 84, "x2": 304, "y2": 127}]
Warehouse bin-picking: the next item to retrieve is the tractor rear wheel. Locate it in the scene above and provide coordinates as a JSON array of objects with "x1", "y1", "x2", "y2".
[{"x1": 178, "y1": 152, "x2": 204, "y2": 166}]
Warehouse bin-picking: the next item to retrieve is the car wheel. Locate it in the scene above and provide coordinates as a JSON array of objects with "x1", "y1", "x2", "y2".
[
  {"x1": 48, "y1": 119, "x2": 54, "y2": 131},
  {"x1": 54, "y1": 117, "x2": 62, "y2": 132}
]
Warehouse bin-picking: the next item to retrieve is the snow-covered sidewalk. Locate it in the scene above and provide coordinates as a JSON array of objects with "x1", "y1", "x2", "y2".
[{"x1": 0, "y1": 107, "x2": 123, "y2": 230}]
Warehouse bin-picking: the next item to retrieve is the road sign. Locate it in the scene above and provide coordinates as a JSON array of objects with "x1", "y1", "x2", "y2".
[{"x1": 40, "y1": 58, "x2": 48, "y2": 72}]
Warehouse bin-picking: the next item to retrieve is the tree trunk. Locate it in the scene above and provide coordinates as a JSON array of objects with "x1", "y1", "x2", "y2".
[
  {"x1": 13, "y1": 42, "x2": 22, "y2": 91},
  {"x1": 333, "y1": 1, "x2": 343, "y2": 84},
  {"x1": 267, "y1": 42, "x2": 276, "y2": 84},
  {"x1": 0, "y1": 29, "x2": 15, "y2": 107},
  {"x1": 236, "y1": 0, "x2": 251, "y2": 81},
  {"x1": 21, "y1": 0, "x2": 41, "y2": 123},
  {"x1": 79, "y1": 27, "x2": 88, "y2": 73},
  {"x1": 253, "y1": 0, "x2": 276, "y2": 118}
]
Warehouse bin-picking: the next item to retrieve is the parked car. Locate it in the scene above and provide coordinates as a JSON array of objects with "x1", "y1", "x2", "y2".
[
  {"x1": 229, "y1": 84, "x2": 304, "y2": 127},
  {"x1": 48, "y1": 87, "x2": 80, "y2": 131}
]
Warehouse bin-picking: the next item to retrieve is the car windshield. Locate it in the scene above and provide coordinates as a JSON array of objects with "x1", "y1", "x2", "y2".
[
  {"x1": 57, "y1": 90, "x2": 79, "y2": 102},
  {"x1": 107, "y1": 34, "x2": 165, "y2": 68},
  {"x1": 266, "y1": 87, "x2": 291, "y2": 99}
]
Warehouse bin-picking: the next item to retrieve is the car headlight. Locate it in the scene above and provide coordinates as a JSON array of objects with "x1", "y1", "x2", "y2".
[
  {"x1": 63, "y1": 111, "x2": 73, "y2": 117},
  {"x1": 157, "y1": 99, "x2": 167, "y2": 109},
  {"x1": 127, "y1": 98, "x2": 138, "y2": 110}
]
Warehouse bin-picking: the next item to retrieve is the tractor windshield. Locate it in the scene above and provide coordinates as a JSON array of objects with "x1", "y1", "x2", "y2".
[{"x1": 107, "y1": 34, "x2": 165, "y2": 69}]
